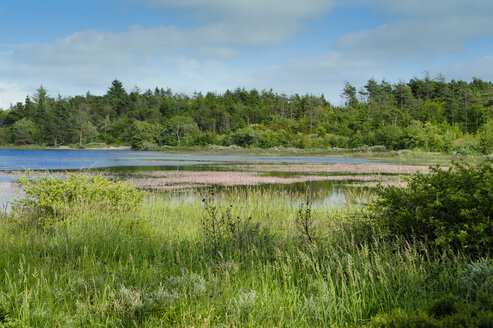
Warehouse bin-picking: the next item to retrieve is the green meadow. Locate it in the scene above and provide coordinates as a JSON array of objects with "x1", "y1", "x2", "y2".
[{"x1": 0, "y1": 163, "x2": 492, "y2": 327}]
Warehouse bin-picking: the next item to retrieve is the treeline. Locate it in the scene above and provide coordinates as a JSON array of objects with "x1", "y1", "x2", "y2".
[{"x1": 1, "y1": 75, "x2": 493, "y2": 153}]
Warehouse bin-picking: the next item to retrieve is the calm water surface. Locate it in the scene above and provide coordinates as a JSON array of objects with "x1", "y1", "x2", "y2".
[
  {"x1": 0, "y1": 149, "x2": 385, "y2": 206},
  {"x1": 0, "y1": 149, "x2": 380, "y2": 170}
]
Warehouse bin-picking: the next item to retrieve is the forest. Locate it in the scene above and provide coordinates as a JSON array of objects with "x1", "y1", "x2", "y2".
[{"x1": 1, "y1": 75, "x2": 493, "y2": 154}]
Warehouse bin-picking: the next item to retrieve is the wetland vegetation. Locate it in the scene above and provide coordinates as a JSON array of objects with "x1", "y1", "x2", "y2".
[
  {"x1": 0, "y1": 158, "x2": 491, "y2": 327},
  {"x1": 1, "y1": 74, "x2": 493, "y2": 326}
]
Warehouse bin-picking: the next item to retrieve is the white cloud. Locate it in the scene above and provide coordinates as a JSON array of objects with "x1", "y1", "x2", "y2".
[
  {"x1": 140, "y1": 0, "x2": 334, "y2": 23},
  {"x1": 134, "y1": 0, "x2": 336, "y2": 48},
  {"x1": 1, "y1": 0, "x2": 492, "y2": 108},
  {"x1": 240, "y1": 51, "x2": 383, "y2": 103},
  {"x1": 0, "y1": 0, "x2": 336, "y2": 103},
  {"x1": 11, "y1": 25, "x2": 241, "y2": 66},
  {"x1": 442, "y1": 56, "x2": 493, "y2": 80},
  {"x1": 0, "y1": 80, "x2": 27, "y2": 109},
  {"x1": 368, "y1": 0, "x2": 493, "y2": 17},
  {"x1": 335, "y1": 0, "x2": 493, "y2": 59}
]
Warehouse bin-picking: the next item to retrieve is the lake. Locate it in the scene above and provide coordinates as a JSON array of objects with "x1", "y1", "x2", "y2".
[
  {"x1": 0, "y1": 149, "x2": 379, "y2": 171},
  {"x1": 0, "y1": 149, "x2": 398, "y2": 207}
]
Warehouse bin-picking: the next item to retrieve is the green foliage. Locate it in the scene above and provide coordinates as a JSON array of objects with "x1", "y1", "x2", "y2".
[
  {"x1": 373, "y1": 124, "x2": 406, "y2": 150},
  {"x1": 193, "y1": 131, "x2": 219, "y2": 146},
  {"x1": 428, "y1": 295, "x2": 458, "y2": 318},
  {"x1": 451, "y1": 140, "x2": 483, "y2": 155},
  {"x1": 2, "y1": 76, "x2": 492, "y2": 151},
  {"x1": 11, "y1": 118, "x2": 39, "y2": 145},
  {"x1": 225, "y1": 124, "x2": 296, "y2": 149},
  {"x1": 0, "y1": 304, "x2": 8, "y2": 323},
  {"x1": 130, "y1": 120, "x2": 162, "y2": 149},
  {"x1": 229, "y1": 125, "x2": 261, "y2": 147},
  {"x1": 162, "y1": 115, "x2": 199, "y2": 146},
  {"x1": 316, "y1": 126, "x2": 326, "y2": 137},
  {"x1": 327, "y1": 134, "x2": 350, "y2": 148},
  {"x1": 363, "y1": 309, "x2": 439, "y2": 328},
  {"x1": 372, "y1": 160, "x2": 493, "y2": 255},
  {"x1": 405, "y1": 121, "x2": 452, "y2": 152},
  {"x1": 13, "y1": 173, "x2": 146, "y2": 218},
  {"x1": 0, "y1": 185, "x2": 491, "y2": 326},
  {"x1": 0, "y1": 127, "x2": 8, "y2": 145},
  {"x1": 295, "y1": 200, "x2": 316, "y2": 244},
  {"x1": 364, "y1": 306, "x2": 493, "y2": 328},
  {"x1": 201, "y1": 192, "x2": 269, "y2": 258},
  {"x1": 458, "y1": 259, "x2": 493, "y2": 302},
  {"x1": 479, "y1": 119, "x2": 493, "y2": 154}
]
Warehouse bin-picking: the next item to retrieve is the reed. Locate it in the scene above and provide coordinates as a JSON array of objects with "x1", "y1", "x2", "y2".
[{"x1": 0, "y1": 187, "x2": 481, "y2": 327}]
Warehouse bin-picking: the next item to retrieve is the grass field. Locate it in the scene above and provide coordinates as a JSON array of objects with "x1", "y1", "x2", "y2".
[{"x1": 1, "y1": 183, "x2": 490, "y2": 327}]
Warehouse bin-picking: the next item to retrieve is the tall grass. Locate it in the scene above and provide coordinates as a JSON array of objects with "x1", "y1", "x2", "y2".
[{"x1": 0, "y1": 188, "x2": 475, "y2": 327}]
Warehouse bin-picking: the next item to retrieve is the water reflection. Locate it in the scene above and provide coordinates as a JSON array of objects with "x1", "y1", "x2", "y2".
[
  {"x1": 0, "y1": 176, "x2": 22, "y2": 208},
  {"x1": 156, "y1": 179, "x2": 372, "y2": 209},
  {"x1": 0, "y1": 149, "x2": 385, "y2": 209}
]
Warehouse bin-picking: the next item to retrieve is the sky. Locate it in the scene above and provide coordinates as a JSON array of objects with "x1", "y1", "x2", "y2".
[{"x1": 1, "y1": 0, "x2": 493, "y2": 108}]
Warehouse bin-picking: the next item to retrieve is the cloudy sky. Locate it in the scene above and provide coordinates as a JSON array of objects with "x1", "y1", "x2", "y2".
[{"x1": 1, "y1": 0, "x2": 493, "y2": 108}]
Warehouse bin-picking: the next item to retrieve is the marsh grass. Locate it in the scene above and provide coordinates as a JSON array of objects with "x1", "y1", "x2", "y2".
[{"x1": 0, "y1": 187, "x2": 483, "y2": 327}]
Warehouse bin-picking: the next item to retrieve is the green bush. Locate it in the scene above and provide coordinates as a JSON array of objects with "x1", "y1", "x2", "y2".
[
  {"x1": 13, "y1": 173, "x2": 146, "y2": 218},
  {"x1": 364, "y1": 308, "x2": 439, "y2": 328},
  {"x1": 405, "y1": 121, "x2": 452, "y2": 152},
  {"x1": 479, "y1": 119, "x2": 493, "y2": 154},
  {"x1": 193, "y1": 131, "x2": 219, "y2": 146},
  {"x1": 451, "y1": 140, "x2": 483, "y2": 155},
  {"x1": 428, "y1": 295, "x2": 458, "y2": 318},
  {"x1": 372, "y1": 160, "x2": 493, "y2": 256},
  {"x1": 327, "y1": 134, "x2": 350, "y2": 148},
  {"x1": 365, "y1": 303, "x2": 493, "y2": 328},
  {"x1": 230, "y1": 126, "x2": 261, "y2": 147},
  {"x1": 130, "y1": 120, "x2": 162, "y2": 149},
  {"x1": 458, "y1": 259, "x2": 493, "y2": 302}
]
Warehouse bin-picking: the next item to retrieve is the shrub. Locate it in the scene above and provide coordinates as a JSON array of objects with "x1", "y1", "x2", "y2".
[
  {"x1": 230, "y1": 126, "x2": 261, "y2": 147},
  {"x1": 12, "y1": 173, "x2": 146, "y2": 218},
  {"x1": 327, "y1": 134, "x2": 350, "y2": 148},
  {"x1": 451, "y1": 140, "x2": 483, "y2": 155},
  {"x1": 428, "y1": 295, "x2": 458, "y2": 318},
  {"x1": 130, "y1": 120, "x2": 162, "y2": 149},
  {"x1": 364, "y1": 307, "x2": 493, "y2": 328},
  {"x1": 458, "y1": 259, "x2": 493, "y2": 302},
  {"x1": 372, "y1": 160, "x2": 493, "y2": 256},
  {"x1": 405, "y1": 121, "x2": 452, "y2": 152},
  {"x1": 364, "y1": 308, "x2": 438, "y2": 328},
  {"x1": 193, "y1": 131, "x2": 219, "y2": 146},
  {"x1": 295, "y1": 200, "x2": 316, "y2": 244},
  {"x1": 201, "y1": 192, "x2": 264, "y2": 257},
  {"x1": 479, "y1": 119, "x2": 493, "y2": 154}
]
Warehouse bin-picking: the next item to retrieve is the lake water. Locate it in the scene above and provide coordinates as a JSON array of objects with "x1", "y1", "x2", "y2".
[
  {"x1": 0, "y1": 149, "x2": 386, "y2": 207},
  {"x1": 0, "y1": 149, "x2": 379, "y2": 171}
]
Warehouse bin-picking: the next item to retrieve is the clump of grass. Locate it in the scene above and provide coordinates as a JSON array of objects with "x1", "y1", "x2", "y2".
[
  {"x1": 201, "y1": 190, "x2": 269, "y2": 258},
  {"x1": 0, "y1": 179, "x2": 490, "y2": 327}
]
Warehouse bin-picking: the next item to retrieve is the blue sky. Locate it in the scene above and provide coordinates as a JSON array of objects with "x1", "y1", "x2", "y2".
[{"x1": 1, "y1": 0, "x2": 493, "y2": 108}]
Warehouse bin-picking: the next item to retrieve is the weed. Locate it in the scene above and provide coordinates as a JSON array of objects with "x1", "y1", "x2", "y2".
[{"x1": 295, "y1": 198, "x2": 317, "y2": 244}]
